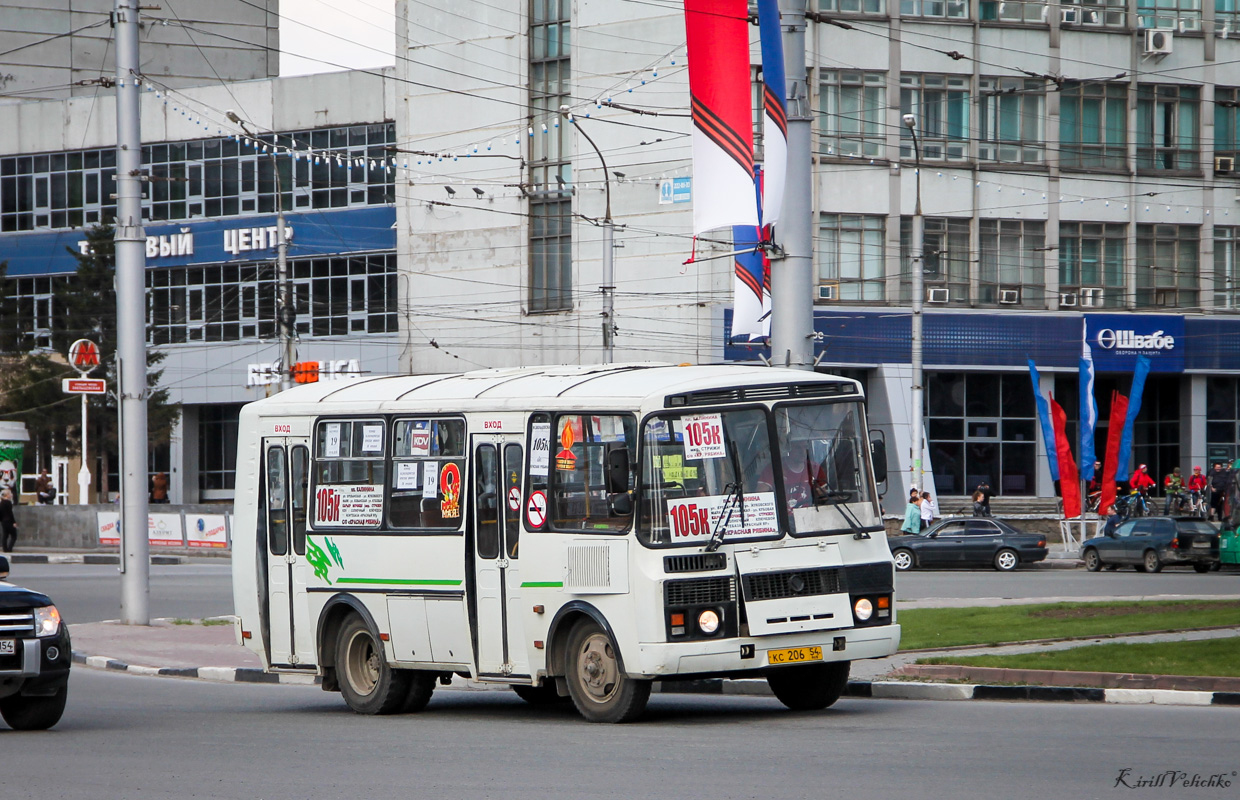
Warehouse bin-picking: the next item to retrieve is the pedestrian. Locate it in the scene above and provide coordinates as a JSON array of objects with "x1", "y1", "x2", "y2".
[
  {"x1": 35, "y1": 469, "x2": 56, "y2": 505},
  {"x1": 920, "y1": 491, "x2": 936, "y2": 530},
  {"x1": 1209, "y1": 462, "x2": 1229, "y2": 521},
  {"x1": 1162, "y1": 466, "x2": 1184, "y2": 514},
  {"x1": 0, "y1": 488, "x2": 17, "y2": 553},
  {"x1": 151, "y1": 472, "x2": 169, "y2": 504},
  {"x1": 975, "y1": 479, "x2": 994, "y2": 517},
  {"x1": 971, "y1": 488, "x2": 986, "y2": 516},
  {"x1": 901, "y1": 492, "x2": 921, "y2": 535}
]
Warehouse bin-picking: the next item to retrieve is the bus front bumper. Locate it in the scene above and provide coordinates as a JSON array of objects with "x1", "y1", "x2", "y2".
[{"x1": 629, "y1": 623, "x2": 901, "y2": 679}]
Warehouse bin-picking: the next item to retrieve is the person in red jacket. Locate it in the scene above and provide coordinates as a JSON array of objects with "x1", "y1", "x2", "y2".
[
  {"x1": 1187, "y1": 466, "x2": 1208, "y2": 514},
  {"x1": 1130, "y1": 464, "x2": 1156, "y2": 494}
]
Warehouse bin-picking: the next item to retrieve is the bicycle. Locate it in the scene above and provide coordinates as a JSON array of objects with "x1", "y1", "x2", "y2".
[{"x1": 1114, "y1": 490, "x2": 1150, "y2": 518}]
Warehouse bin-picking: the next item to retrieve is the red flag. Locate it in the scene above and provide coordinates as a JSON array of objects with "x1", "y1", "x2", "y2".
[
  {"x1": 1099, "y1": 390, "x2": 1128, "y2": 515},
  {"x1": 1050, "y1": 395, "x2": 1080, "y2": 518}
]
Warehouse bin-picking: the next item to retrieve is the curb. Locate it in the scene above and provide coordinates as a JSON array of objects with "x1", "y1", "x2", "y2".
[
  {"x1": 10, "y1": 553, "x2": 188, "y2": 565},
  {"x1": 71, "y1": 651, "x2": 319, "y2": 685}
]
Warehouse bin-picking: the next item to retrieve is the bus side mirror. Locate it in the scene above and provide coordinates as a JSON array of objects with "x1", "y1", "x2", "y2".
[
  {"x1": 605, "y1": 444, "x2": 630, "y2": 494},
  {"x1": 869, "y1": 434, "x2": 888, "y2": 487}
]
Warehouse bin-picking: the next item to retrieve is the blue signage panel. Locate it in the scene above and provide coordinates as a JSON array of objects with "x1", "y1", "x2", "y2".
[
  {"x1": 0, "y1": 206, "x2": 396, "y2": 277},
  {"x1": 1083, "y1": 314, "x2": 1184, "y2": 373}
]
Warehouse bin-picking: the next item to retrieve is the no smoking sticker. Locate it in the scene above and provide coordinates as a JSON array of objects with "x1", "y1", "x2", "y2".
[
  {"x1": 526, "y1": 490, "x2": 547, "y2": 528},
  {"x1": 507, "y1": 486, "x2": 522, "y2": 512}
]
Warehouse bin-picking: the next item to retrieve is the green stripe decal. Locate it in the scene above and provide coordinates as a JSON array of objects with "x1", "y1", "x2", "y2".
[
  {"x1": 520, "y1": 581, "x2": 564, "y2": 588},
  {"x1": 337, "y1": 578, "x2": 462, "y2": 586}
]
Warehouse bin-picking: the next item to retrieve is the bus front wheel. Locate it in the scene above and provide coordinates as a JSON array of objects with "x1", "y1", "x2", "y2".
[
  {"x1": 336, "y1": 615, "x2": 411, "y2": 715},
  {"x1": 767, "y1": 661, "x2": 850, "y2": 711},
  {"x1": 563, "y1": 619, "x2": 650, "y2": 723}
]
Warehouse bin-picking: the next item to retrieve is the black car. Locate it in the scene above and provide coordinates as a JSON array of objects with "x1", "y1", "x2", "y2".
[
  {"x1": 1081, "y1": 516, "x2": 1220, "y2": 573},
  {"x1": 0, "y1": 556, "x2": 72, "y2": 730},
  {"x1": 890, "y1": 518, "x2": 1048, "y2": 572}
]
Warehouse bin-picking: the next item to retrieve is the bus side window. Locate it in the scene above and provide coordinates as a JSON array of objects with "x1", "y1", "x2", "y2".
[{"x1": 267, "y1": 445, "x2": 288, "y2": 555}]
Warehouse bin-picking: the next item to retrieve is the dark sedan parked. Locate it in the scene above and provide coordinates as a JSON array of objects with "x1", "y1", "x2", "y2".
[
  {"x1": 890, "y1": 518, "x2": 1048, "y2": 572},
  {"x1": 1080, "y1": 517, "x2": 1220, "y2": 573}
]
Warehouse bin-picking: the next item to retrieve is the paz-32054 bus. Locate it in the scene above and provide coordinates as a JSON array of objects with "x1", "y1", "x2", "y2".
[{"x1": 232, "y1": 363, "x2": 899, "y2": 722}]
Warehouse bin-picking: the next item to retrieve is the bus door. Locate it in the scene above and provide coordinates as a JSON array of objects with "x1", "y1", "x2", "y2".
[
  {"x1": 471, "y1": 434, "x2": 529, "y2": 677},
  {"x1": 262, "y1": 437, "x2": 314, "y2": 667}
]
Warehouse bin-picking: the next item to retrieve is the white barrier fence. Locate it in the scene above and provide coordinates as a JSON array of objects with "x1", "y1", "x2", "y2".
[{"x1": 97, "y1": 511, "x2": 232, "y2": 549}]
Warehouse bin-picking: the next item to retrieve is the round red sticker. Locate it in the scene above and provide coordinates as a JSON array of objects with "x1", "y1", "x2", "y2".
[
  {"x1": 526, "y1": 490, "x2": 547, "y2": 528},
  {"x1": 507, "y1": 486, "x2": 521, "y2": 512}
]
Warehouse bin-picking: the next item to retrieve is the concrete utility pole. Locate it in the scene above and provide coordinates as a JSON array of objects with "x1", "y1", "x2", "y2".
[
  {"x1": 770, "y1": 0, "x2": 815, "y2": 371},
  {"x1": 560, "y1": 105, "x2": 615, "y2": 362},
  {"x1": 114, "y1": 0, "x2": 150, "y2": 625},
  {"x1": 904, "y1": 113, "x2": 925, "y2": 492}
]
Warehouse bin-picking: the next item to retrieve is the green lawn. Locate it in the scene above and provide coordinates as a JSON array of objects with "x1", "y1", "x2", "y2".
[
  {"x1": 897, "y1": 600, "x2": 1240, "y2": 650},
  {"x1": 916, "y1": 637, "x2": 1240, "y2": 679}
]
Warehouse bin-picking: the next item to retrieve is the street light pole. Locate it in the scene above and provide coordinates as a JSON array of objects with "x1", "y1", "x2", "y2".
[
  {"x1": 227, "y1": 111, "x2": 294, "y2": 389},
  {"x1": 903, "y1": 113, "x2": 925, "y2": 492},
  {"x1": 560, "y1": 105, "x2": 615, "y2": 363}
]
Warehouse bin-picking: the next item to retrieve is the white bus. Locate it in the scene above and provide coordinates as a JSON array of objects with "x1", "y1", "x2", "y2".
[{"x1": 232, "y1": 363, "x2": 899, "y2": 722}]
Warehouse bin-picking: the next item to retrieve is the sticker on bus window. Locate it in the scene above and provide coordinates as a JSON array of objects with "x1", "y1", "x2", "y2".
[
  {"x1": 360, "y1": 423, "x2": 383, "y2": 453},
  {"x1": 324, "y1": 423, "x2": 342, "y2": 458},
  {"x1": 314, "y1": 485, "x2": 383, "y2": 527},
  {"x1": 529, "y1": 422, "x2": 550, "y2": 476},
  {"x1": 440, "y1": 462, "x2": 461, "y2": 519},
  {"x1": 682, "y1": 413, "x2": 726, "y2": 460},
  {"x1": 409, "y1": 422, "x2": 431, "y2": 457},
  {"x1": 555, "y1": 421, "x2": 577, "y2": 471},
  {"x1": 423, "y1": 462, "x2": 438, "y2": 499},
  {"x1": 395, "y1": 462, "x2": 421, "y2": 490},
  {"x1": 665, "y1": 492, "x2": 778, "y2": 541}
]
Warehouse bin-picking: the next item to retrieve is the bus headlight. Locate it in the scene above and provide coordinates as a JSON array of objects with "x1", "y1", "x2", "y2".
[
  {"x1": 853, "y1": 598, "x2": 874, "y2": 622},
  {"x1": 34, "y1": 605, "x2": 62, "y2": 637},
  {"x1": 697, "y1": 609, "x2": 721, "y2": 635}
]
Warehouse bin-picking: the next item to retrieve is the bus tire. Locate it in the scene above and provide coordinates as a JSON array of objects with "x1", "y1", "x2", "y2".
[
  {"x1": 512, "y1": 683, "x2": 567, "y2": 705},
  {"x1": 563, "y1": 619, "x2": 650, "y2": 723},
  {"x1": 767, "y1": 661, "x2": 850, "y2": 711},
  {"x1": 336, "y1": 615, "x2": 411, "y2": 715},
  {"x1": 399, "y1": 671, "x2": 437, "y2": 713}
]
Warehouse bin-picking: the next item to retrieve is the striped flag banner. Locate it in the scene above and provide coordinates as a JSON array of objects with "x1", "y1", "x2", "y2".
[
  {"x1": 684, "y1": 0, "x2": 758, "y2": 234},
  {"x1": 1079, "y1": 320, "x2": 1098, "y2": 481},
  {"x1": 756, "y1": 0, "x2": 787, "y2": 229}
]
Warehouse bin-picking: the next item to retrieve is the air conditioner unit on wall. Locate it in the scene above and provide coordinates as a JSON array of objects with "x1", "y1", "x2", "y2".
[
  {"x1": 1059, "y1": 292, "x2": 1079, "y2": 307},
  {"x1": 1145, "y1": 29, "x2": 1174, "y2": 55},
  {"x1": 1060, "y1": 8, "x2": 1078, "y2": 25},
  {"x1": 1216, "y1": 156, "x2": 1235, "y2": 174},
  {"x1": 817, "y1": 283, "x2": 839, "y2": 301},
  {"x1": 999, "y1": 288, "x2": 1021, "y2": 304},
  {"x1": 1080, "y1": 287, "x2": 1105, "y2": 307},
  {"x1": 927, "y1": 287, "x2": 950, "y2": 303}
]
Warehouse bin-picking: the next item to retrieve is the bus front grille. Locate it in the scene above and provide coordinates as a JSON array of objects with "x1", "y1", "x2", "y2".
[
  {"x1": 743, "y1": 568, "x2": 843, "y2": 601},
  {"x1": 663, "y1": 553, "x2": 727, "y2": 574},
  {"x1": 664, "y1": 576, "x2": 735, "y2": 606}
]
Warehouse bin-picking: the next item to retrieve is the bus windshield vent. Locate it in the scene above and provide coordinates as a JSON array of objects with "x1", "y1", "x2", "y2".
[
  {"x1": 666, "y1": 382, "x2": 848, "y2": 408},
  {"x1": 743, "y1": 568, "x2": 843, "y2": 602},
  {"x1": 664, "y1": 576, "x2": 735, "y2": 606},
  {"x1": 663, "y1": 553, "x2": 727, "y2": 573}
]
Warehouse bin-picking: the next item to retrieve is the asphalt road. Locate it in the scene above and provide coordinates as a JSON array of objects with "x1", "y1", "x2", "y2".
[
  {"x1": 2, "y1": 669, "x2": 1236, "y2": 799},
  {"x1": 9, "y1": 561, "x2": 1239, "y2": 625}
]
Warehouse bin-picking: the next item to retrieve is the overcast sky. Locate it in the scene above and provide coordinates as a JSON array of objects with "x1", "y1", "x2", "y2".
[{"x1": 280, "y1": 0, "x2": 396, "y2": 77}]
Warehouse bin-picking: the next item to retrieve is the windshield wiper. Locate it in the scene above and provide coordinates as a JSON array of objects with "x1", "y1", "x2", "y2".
[
  {"x1": 812, "y1": 488, "x2": 872, "y2": 540},
  {"x1": 705, "y1": 441, "x2": 746, "y2": 553}
]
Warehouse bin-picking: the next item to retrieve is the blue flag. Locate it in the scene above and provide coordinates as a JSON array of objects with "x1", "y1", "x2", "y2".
[
  {"x1": 1115, "y1": 355, "x2": 1152, "y2": 479},
  {"x1": 1079, "y1": 323, "x2": 1097, "y2": 481},
  {"x1": 1028, "y1": 359, "x2": 1059, "y2": 482}
]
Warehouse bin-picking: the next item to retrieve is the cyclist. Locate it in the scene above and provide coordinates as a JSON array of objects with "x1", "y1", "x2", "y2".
[
  {"x1": 1131, "y1": 464, "x2": 1156, "y2": 496},
  {"x1": 1162, "y1": 466, "x2": 1185, "y2": 514},
  {"x1": 1187, "y1": 466, "x2": 1208, "y2": 517}
]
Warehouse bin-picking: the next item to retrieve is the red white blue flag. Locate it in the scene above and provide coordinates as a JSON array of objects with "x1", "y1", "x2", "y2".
[
  {"x1": 731, "y1": 171, "x2": 769, "y2": 340},
  {"x1": 684, "y1": 0, "x2": 758, "y2": 234},
  {"x1": 756, "y1": 0, "x2": 787, "y2": 229}
]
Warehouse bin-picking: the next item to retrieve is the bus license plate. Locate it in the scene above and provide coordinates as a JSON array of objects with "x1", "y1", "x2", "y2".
[
  {"x1": 767, "y1": 646, "x2": 823, "y2": 665},
  {"x1": 0, "y1": 640, "x2": 14, "y2": 656}
]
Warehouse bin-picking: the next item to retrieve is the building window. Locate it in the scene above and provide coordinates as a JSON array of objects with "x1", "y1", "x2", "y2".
[
  {"x1": 819, "y1": 71, "x2": 886, "y2": 159},
  {"x1": 1060, "y1": 0, "x2": 1127, "y2": 25},
  {"x1": 1206, "y1": 377, "x2": 1240, "y2": 465},
  {"x1": 818, "y1": 214, "x2": 885, "y2": 301},
  {"x1": 978, "y1": 78, "x2": 1045, "y2": 164},
  {"x1": 1059, "y1": 223, "x2": 1125, "y2": 309},
  {"x1": 901, "y1": 0, "x2": 968, "y2": 18},
  {"x1": 819, "y1": 0, "x2": 885, "y2": 12},
  {"x1": 978, "y1": 220, "x2": 1045, "y2": 306},
  {"x1": 199, "y1": 404, "x2": 243, "y2": 493},
  {"x1": 1059, "y1": 82, "x2": 1127, "y2": 170},
  {"x1": 900, "y1": 75, "x2": 969, "y2": 162},
  {"x1": 146, "y1": 252, "x2": 397, "y2": 345},
  {"x1": 1215, "y1": 227, "x2": 1240, "y2": 309},
  {"x1": 1221, "y1": 0, "x2": 1240, "y2": 35},
  {"x1": 926, "y1": 373, "x2": 1038, "y2": 497},
  {"x1": 1135, "y1": 224, "x2": 1198, "y2": 308},
  {"x1": 1137, "y1": 85, "x2": 1200, "y2": 172},
  {"x1": 529, "y1": 0, "x2": 572, "y2": 313},
  {"x1": 8, "y1": 276, "x2": 64, "y2": 350},
  {"x1": 901, "y1": 216, "x2": 970, "y2": 303},
  {"x1": 1138, "y1": 0, "x2": 1203, "y2": 31},
  {"x1": 1214, "y1": 87, "x2": 1240, "y2": 166},
  {"x1": 979, "y1": 0, "x2": 1050, "y2": 22}
]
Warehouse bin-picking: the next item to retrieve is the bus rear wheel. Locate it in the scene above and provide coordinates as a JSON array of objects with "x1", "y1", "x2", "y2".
[
  {"x1": 767, "y1": 661, "x2": 850, "y2": 711},
  {"x1": 336, "y1": 615, "x2": 411, "y2": 715},
  {"x1": 563, "y1": 619, "x2": 650, "y2": 723}
]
